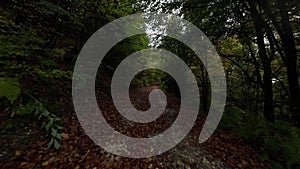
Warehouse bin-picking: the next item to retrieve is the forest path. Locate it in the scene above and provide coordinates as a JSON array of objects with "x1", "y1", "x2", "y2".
[{"x1": 1, "y1": 77, "x2": 266, "y2": 168}]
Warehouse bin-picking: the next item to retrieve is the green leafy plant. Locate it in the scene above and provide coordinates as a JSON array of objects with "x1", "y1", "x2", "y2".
[
  {"x1": 0, "y1": 77, "x2": 62, "y2": 149},
  {"x1": 35, "y1": 103, "x2": 62, "y2": 149},
  {"x1": 14, "y1": 101, "x2": 63, "y2": 150},
  {"x1": 159, "y1": 80, "x2": 168, "y2": 91},
  {"x1": 220, "y1": 106, "x2": 300, "y2": 169},
  {"x1": 219, "y1": 105, "x2": 245, "y2": 130},
  {"x1": 0, "y1": 77, "x2": 21, "y2": 104}
]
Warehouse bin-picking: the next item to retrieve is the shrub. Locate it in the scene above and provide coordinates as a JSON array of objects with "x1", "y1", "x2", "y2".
[
  {"x1": 0, "y1": 77, "x2": 62, "y2": 149},
  {"x1": 220, "y1": 105, "x2": 300, "y2": 169}
]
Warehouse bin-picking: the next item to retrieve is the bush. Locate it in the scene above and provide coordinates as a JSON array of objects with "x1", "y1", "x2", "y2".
[
  {"x1": 220, "y1": 105, "x2": 300, "y2": 169},
  {"x1": 219, "y1": 105, "x2": 244, "y2": 130},
  {"x1": 0, "y1": 77, "x2": 62, "y2": 149}
]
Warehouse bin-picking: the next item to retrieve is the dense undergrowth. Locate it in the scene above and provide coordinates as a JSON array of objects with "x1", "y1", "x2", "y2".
[{"x1": 220, "y1": 105, "x2": 300, "y2": 169}]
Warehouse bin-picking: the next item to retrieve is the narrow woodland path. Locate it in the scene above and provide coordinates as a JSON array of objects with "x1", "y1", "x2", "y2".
[{"x1": 0, "y1": 72, "x2": 267, "y2": 169}]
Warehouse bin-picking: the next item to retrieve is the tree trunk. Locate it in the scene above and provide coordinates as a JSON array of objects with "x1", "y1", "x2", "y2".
[
  {"x1": 248, "y1": 0, "x2": 275, "y2": 122},
  {"x1": 258, "y1": 0, "x2": 300, "y2": 125},
  {"x1": 276, "y1": 0, "x2": 300, "y2": 125}
]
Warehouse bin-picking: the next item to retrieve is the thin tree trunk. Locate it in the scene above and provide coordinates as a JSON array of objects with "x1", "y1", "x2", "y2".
[
  {"x1": 276, "y1": 0, "x2": 300, "y2": 125},
  {"x1": 258, "y1": 0, "x2": 300, "y2": 125},
  {"x1": 248, "y1": 0, "x2": 275, "y2": 122}
]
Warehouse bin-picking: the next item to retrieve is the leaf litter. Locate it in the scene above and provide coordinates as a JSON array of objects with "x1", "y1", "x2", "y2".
[{"x1": 0, "y1": 73, "x2": 267, "y2": 169}]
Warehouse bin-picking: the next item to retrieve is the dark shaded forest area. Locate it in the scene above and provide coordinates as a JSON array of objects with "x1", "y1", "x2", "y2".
[{"x1": 0, "y1": 0, "x2": 299, "y2": 168}]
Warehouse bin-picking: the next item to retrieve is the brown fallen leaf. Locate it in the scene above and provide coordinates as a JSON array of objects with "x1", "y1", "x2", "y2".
[
  {"x1": 61, "y1": 133, "x2": 70, "y2": 139},
  {"x1": 19, "y1": 162, "x2": 32, "y2": 168},
  {"x1": 15, "y1": 150, "x2": 22, "y2": 157},
  {"x1": 41, "y1": 161, "x2": 49, "y2": 166},
  {"x1": 105, "y1": 161, "x2": 115, "y2": 168},
  {"x1": 36, "y1": 140, "x2": 47, "y2": 147}
]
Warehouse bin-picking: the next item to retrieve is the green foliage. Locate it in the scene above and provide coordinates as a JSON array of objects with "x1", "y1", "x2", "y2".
[
  {"x1": 159, "y1": 80, "x2": 168, "y2": 91},
  {"x1": 13, "y1": 101, "x2": 62, "y2": 150},
  {"x1": 217, "y1": 36, "x2": 245, "y2": 56},
  {"x1": 35, "y1": 68, "x2": 72, "y2": 81},
  {"x1": 130, "y1": 70, "x2": 159, "y2": 88},
  {"x1": 0, "y1": 0, "x2": 139, "y2": 152},
  {"x1": 265, "y1": 121, "x2": 300, "y2": 169},
  {"x1": 0, "y1": 77, "x2": 20, "y2": 104},
  {"x1": 130, "y1": 69, "x2": 178, "y2": 95},
  {"x1": 0, "y1": 77, "x2": 62, "y2": 149},
  {"x1": 221, "y1": 106, "x2": 300, "y2": 169},
  {"x1": 35, "y1": 103, "x2": 62, "y2": 149},
  {"x1": 219, "y1": 105, "x2": 244, "y2": 130}
]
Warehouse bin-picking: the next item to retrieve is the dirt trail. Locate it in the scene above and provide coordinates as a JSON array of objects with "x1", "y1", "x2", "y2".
[{"x1": 1, "y1": 79, "x2": 265, "y2": 168}]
